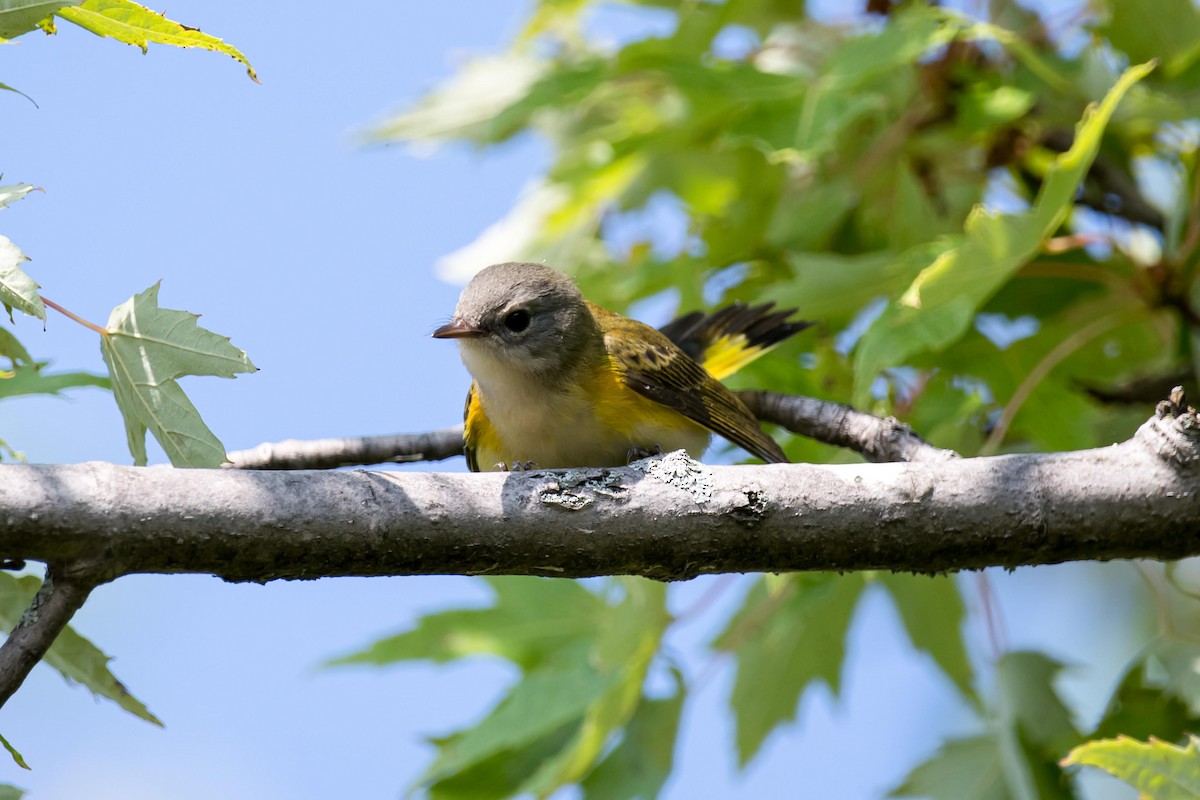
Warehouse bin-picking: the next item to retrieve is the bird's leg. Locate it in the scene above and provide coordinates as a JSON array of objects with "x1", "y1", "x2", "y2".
[
  {"x1": 626, "y1": 444, "x2": 664, "y2": 464},
  {"x1": 494, "y1": 460, "x2": 538, "y2": 472}
]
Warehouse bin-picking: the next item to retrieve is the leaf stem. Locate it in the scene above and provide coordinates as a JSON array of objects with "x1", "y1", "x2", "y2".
[
  {"x1": 980, "y1": 309, "x2": 1133, "y2": 454},
  {"x1": 40, "y1": 296, "x2": 107, "y2": 335}
]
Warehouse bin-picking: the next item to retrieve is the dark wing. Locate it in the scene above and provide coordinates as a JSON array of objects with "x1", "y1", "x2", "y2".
[
  {"x1": 657, "y1": 301, "x2": 811, "y2": 371},
  {"x1": 599, "y1": 309, "x2": 789, "y2": 464}
]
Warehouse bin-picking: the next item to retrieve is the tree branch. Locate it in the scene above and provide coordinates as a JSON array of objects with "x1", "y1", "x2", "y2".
[
  {"x1": 0, "y1": 565, "x2": 101, "y2": 709},
  {"x1": 225, "y1": 427, "x2": 465, "y2": 470},
  {"x1": 1, "y1": 407, "x2": 1196, "y2": 584},
  {"x1": 738, "y1": 390, "x2": 959, "y2": 462}
]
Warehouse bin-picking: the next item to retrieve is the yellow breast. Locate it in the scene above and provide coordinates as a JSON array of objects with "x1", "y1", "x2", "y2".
[{"x1": 465, "y1": 355, "x2": 710, "y2": 471}]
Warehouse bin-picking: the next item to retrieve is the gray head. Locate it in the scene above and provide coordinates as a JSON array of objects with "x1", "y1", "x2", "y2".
[{"x1": 432, "y1": 262, "x2": 601, "y2": 376}]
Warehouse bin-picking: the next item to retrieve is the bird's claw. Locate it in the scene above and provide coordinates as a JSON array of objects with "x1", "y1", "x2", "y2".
[
  {"x1": 626, "y1": 444, "x2": 664, "y2": 464},
  {"x1": 495, "y1": 460, "x2": 538, "y2": 472}
]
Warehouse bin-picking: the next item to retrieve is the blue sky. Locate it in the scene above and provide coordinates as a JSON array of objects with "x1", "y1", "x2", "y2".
[{"x1": 1, "y1": 3, "x2": 1143, "y2": 798}]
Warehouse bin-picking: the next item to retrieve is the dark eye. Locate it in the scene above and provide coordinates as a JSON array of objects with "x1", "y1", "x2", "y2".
[{"x1": 503, "y1": 309, "x2": 531, "y2": 332}]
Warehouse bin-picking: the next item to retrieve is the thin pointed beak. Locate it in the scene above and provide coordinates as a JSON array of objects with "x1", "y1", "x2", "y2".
[{"x1": 432, "y1": 319, "x2": 487, "y2": 339}]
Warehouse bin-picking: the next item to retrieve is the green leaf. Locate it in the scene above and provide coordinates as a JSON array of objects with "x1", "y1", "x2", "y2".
[
  {"x1": 1092, "y1": 658, "x2": 1200, "y2": 742},
  {"x1": 0, "y1": 780, "x2": 26, "y2": 799},
  {"x1": 995, "y1": 651, "x2": 1080, "y2": 757},
  {"x1": 894, "y1": 651, "x2": 1080, "y2": 800},
  {"x1": 852, "y1": 60, "x2": 1156, "y2": 404},
  {"x1": 0, "y1": 183, "x2": 37, "y2": 210},
  {"x1": 519, "y1": 578, "x2": 669, "y2": 796},
  {"x1": 0, "y1": 0, "x2": 77, "y2": 38},
  {"x1": 1124, "y1": 640, "x2": 1200, "y2": 717},
  {"x1": 581, "y1": 678, "x2": 685, "y2": 800},
  {"x1": 366, "y1": 52, "x2": 550, "y2": 145},
  {"x1": 517, "y1": 0, "x2": 589, "y2": 42},
  {"x1": 0, "y1": 363, "x2": 109, "y2": 399},
  {"x1": 1100, "y1": 0, "x2": 1200, "y2": 78},
  {"x1": 990, "y1": 651, "x2": 1080, "y2": 800},
  {"x1": 891, "y1": 735, "x2": 1007, "y2": 800},
  {"x1": 820, "y1": 3, "x2": 958, "y2": 87},
  {"x1": 0, "y1": 327, "x2": 31, "y2": 367},
  {"x1": 100, "y1": 282, "x2": 256, "y2": 467},
  {"x1": 0, "y1": 81, "x2": 36, "y2": 104},
  {"x1": 1063, "y1": 735, "x2": 1200, "y2": 800},
  {"x1": 326, "y1": 576, "x2": 605, "y2": 672},
  {"x1": 0, "y1": 731, "x2": 28, "y2": 772},
  {"x1": 878, "y1": 573, "x2": 976, "y2": 701},
  {"x1": 0, "y1": 236, "x2": 43, "y2": 321},
  {"x1": 55, "y1": 0, "x2": 257, "y2": 81},
  {"x1": 419, "y1": 655, "x2": 618, "y2": 789},
  {"x1": 715, "y1": 573, "x2": 866, "y2": 765},
  {"x1": 391, "y1": 578, "x2": 672, "y2": 799},
  {"x1": 0, "y1": 572, "x2": 161, "y2": 726}
]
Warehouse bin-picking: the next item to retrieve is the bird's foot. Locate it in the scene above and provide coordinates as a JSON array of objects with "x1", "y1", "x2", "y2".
[
  {"x1": 495, "y1": 460, "x2": 538, "y2": 472},
  {"x1": 626, "y1": 444, "x2": 664, "y2": 464}
]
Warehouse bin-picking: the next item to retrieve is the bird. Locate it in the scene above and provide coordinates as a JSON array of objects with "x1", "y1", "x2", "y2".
[{"x1": 432, "y1": 262, "x2": 810, "y2": 472}]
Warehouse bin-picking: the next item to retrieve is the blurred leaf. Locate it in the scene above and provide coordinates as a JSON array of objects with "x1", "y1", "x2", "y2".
[
  {"x1": 0, "y1": 780, "x2": 25, "y2": 799},
  {"x1": 0, "y1": 183, "x2": 36, "y2": 210},
  {"x1": 878, "y1": 573, "x2": 976, "y2": 701},
  {"x1": 0, "y1": 1, "x2": 76, "y2": 38},
  {"x1": 0, "y1": 363, "x2": 108, "y2": 399},
  {"x1": 995, "y1": 652, "x2": 1080, "y2": 756},
  {"x1": 715, "y1": 573, "x2": 866, "y2": 765},
  {"x1": 326, "y1": 576, "x2": 604, "y2": 672},
  {"x1": 581, "y1": 679, "x2": 685, "y2": 800},
  {"x1": 400, "y1": 578, "x2": 672, "y2": 799},
  {"x1": 992, "y1": 651, "x2": 1080, "y2": 800},
  {"x1": 368, "y1": 53, "x2": 550, "y2": 145},
  {"x1": 821, "y1": 5, "x2": 957, "y2": 87},
  {"x1": 418, "y1": 655, "x2": 618, "y2": 789},
  {"x1": 520, "y1": 578, "x2": 669, "y2": 796},
  {"x1": 1092, "y1": 658, "x2": 1200, "y2": 742},
  {"x1": 0, "y1": 235, "x2": 43, "y2": 321},
  {"x1": 518, "y1": 0, "x2": 589, "y2": 42},
  {"x1": 893, "y1": 652, "x2": 1079, "y2": 800},
  {"x1": 1100, "y1": 0, "x2": 1200, "y2": 79},
  {"x1": 0, "y1": 327, "x2": 31, "y2": 367},
  {"x1": 775, "y1": 248, "x2": 919, "y2": 329},
  {"x1": 101, "y1": 282, "x2": 255, "y2": 467},
  {"x1": 955, "y1": 84, "x2": 1037, "y2": 135},
  {"x1": 890, "y1": 735, "x2": 1007, "y2": 800},
  {"x1": 422, "y1": 722, "x2": 579, "y2": 800},
  {"x1": 1132, "y1": 640, "x2": 1200, "y2": 716},
  {"x1": 853, "y1": 61, "x2": 1155, "y2": 404},
  {"x1": 1063, "y1": 734, "x2": 1200, "y2": 800},
  {"x1": 0, "y1": 573, "x2": 161, "y2": 726},
  {"x1": 55, "y1": 0, "x2": 257, "y2": 81}
]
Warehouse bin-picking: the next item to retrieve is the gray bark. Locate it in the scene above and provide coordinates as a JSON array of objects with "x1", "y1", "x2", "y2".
[{"x1": 2, "y1": 410, "x2": 1197, "y2": 584}]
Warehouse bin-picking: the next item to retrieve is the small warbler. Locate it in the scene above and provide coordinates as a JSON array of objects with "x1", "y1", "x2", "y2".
[{"x1": 433, "y1": 262, "x2": 810, "y2": 472}]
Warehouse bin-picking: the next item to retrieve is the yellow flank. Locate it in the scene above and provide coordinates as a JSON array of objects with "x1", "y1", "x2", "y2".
[{"x1": 464, "y1": 354, "x2": 711, "y2": 471}]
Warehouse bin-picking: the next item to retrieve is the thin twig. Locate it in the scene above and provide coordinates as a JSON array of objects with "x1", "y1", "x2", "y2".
[
  {"x1": 225, "y1": 427, "x2": 465, "y2": 470},
  {"x1": 972, "y1": 572, "x2": 1007, "y2": 661},
  {"x1": 739, "y1": 390, "x2": 959, "y2": 463},
  {"x1": 0, "y1": 565, "x2": 101, "y2": 710},
  {"x1": 981, "y1": 309, "x2": 1132, "y2": 455},
  {"x1": 39, "y1": 297, "x2": 107, "y2": 336},
  {"x1": 1018, "y1": 260, "x2": 1131, "y2": 294}
]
